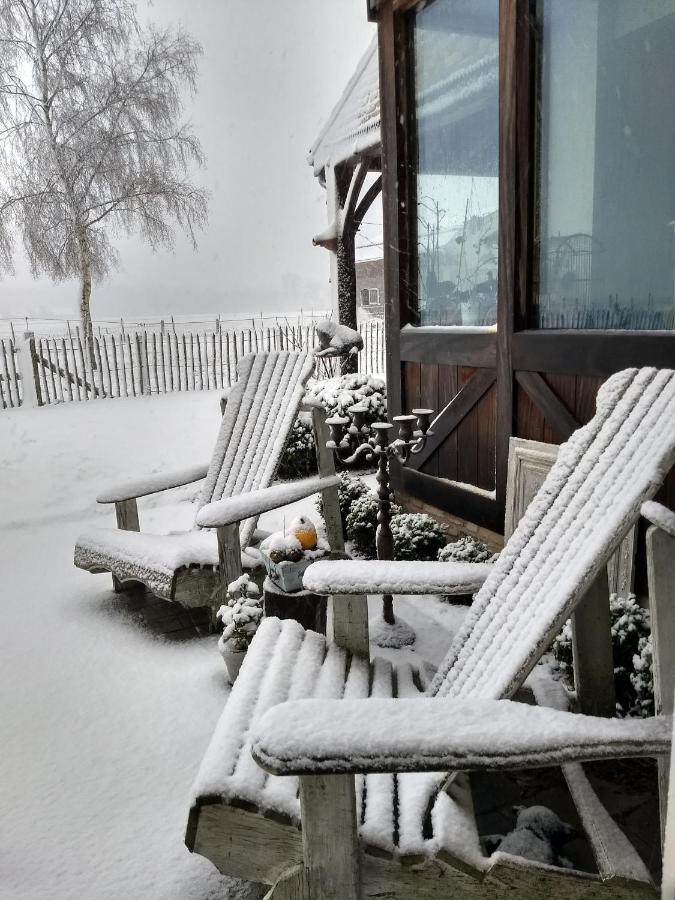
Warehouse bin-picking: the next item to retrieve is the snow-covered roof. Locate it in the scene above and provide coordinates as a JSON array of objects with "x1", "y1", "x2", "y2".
[
  {"x1": 308, "y1": 38, "x2": 380, "y2": 178},
  {"x1": 308, "y1": 33, "x2": 498, "y2": 180}
]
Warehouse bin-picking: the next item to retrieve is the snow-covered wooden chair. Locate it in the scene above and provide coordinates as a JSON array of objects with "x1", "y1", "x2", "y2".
[
  {"x1": 186, "y1": 367, "x2": 675, "y2": 898},
  {"x1": 74, "y1": 352, "x2": 342, "y2": 621}
]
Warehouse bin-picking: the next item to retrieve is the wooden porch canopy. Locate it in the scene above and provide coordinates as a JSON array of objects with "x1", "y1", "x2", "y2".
[{"x1": 308, "y1": 39, "x2": 383, "y2": 343}]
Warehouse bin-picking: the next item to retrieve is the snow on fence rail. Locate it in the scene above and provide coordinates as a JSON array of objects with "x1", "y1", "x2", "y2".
[{"x1": 1, "y1": 320, "x2": 385, "y2": 409}]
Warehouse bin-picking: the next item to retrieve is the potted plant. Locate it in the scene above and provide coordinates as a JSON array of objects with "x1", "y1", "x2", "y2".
[
  {"x1": 260, "y1": 516, "x2": 329, "y2": 592},
  {"x1": 214, "y1": 574, "x2": 263, "y2": 682}
]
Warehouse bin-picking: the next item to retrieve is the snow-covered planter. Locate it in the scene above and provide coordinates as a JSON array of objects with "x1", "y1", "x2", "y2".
[
  {"x1": 214, "y1": 574, "x2": 263, "y2": 682},
  {"x1": 260, "y1": 517, "x2": 329, "y2": 592},
  {"x1": 552, "y1": 593, "x2": 653, "y2": 716},
  {"x1": 438, "y1": 536, "x2": 497, "y2": 564},
  {"x1": 391, "y1": 513, "x2": 447, "y2": 562},
  {"x1": 316, "y1": 472, "x2": 371, "y2": 533}
]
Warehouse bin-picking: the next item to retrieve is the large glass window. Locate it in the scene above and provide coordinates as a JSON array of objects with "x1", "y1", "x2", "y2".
[
  {"x1": 536, "y1": 0, "x2": 675, "y2": 330},
  {"x1": 411, "y1": 0, "x2": 499, "y2": 327}
]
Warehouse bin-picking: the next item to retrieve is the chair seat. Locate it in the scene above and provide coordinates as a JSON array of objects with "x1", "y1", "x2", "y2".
[
  {"x1": 74, "y1": 528, "x2": 262, "y2": 600},
  {"x1": 189, "y1": 617, "x2": 487, "y2": 869}
]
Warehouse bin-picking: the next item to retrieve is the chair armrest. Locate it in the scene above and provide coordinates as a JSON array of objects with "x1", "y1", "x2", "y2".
[
  {"x1": 641, "y1": 500, "x2": 675, "y2": 538},
  {"x1": 96, "y1": 463, "x2": 210, "y2": 504},
  {"x1": 251, "y1": 698, "x2": 671, "y2": 777},
  {"x1": 303, "y1": 559, "x2": 493, "y2": 596},
  {"x1": 195, "y1": 475, "x2": 340, "y2": 528}
]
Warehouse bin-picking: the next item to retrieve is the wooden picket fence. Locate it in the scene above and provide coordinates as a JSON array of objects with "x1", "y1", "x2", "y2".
[
  {"x1": 0, "y1": 337, "x2": 21, "y2": 408},
  {"x1": 1, "y1": 320, "x2": 386, "y2": 409}
]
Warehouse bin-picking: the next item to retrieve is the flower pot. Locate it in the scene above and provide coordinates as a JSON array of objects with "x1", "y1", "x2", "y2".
[{"x1": 219, "y1": 640, "x2": 246, "y2": 682}]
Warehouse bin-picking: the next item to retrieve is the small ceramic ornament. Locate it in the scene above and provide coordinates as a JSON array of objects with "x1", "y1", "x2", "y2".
[{"x1": 289, "y1": 515, "x2": 318, "y2": 550}]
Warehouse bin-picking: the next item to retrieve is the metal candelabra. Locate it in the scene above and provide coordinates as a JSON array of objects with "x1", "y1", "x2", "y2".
[{"x1": 325, "y1": 404, "x2": 434, "y2": 631}]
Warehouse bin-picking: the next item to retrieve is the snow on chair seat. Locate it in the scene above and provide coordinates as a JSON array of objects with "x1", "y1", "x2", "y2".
[
  {"x1": 74, "y1": 529, "x2": 261, "y2": 600},
  {"x1": 74, "y1": 352, "x2": 321, "y2": 614},
  {"x1": 187, "y1": 616, "x2": 486, "y2": 870},
  {"x1": 188, "y1": 369, "x2": 675, "y2": 899}
]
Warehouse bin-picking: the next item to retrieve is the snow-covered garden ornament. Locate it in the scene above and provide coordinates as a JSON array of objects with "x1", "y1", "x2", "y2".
[
  {"x1": 313, "y1": 318, "x2": 363, "y2": 359},
  {"x1": 324, "y1": 406, "x2": 435, "y2": 647},
  {"x1": 260, "y1": 521, "x2": 328, "y2": 593},
  {"x1": 214, "y1": 574, "x2": 263, "y2": 682}
]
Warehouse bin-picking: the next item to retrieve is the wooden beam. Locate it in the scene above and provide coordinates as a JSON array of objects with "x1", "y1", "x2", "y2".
[
  {"x1": 646, "y1": 524, "x2": 675, "y2": 847},
  {"x1": 571, "y1": 567, "x2": 616, "y2": 718},
  {"x1": 299, "y1": 774, "x2": 360, "y2": 900},
  {"x1": 515, "y1": 371, "x2": 580, "y2": 441},
  {"x1": 342, "y1": 161, "x2": 368, "y2": 237},
  {"x1": 399, "y1": 466, "x2": 503, "y2": 533},
  {"x1": 352, "y1": 175, "x2": 382, "y2": 232},
  {"x1": 513, "y1": 331, "x2": 675, "y2": 376},
  {"x1": 113, "y1": 498, "x2": 141, "y2": 592},
  {"x1": 400, "y1": 329, "x2": 496, "y2": 367},
  {"x1": 408, "y1": 367, "x2": 496, "y2": 470}
]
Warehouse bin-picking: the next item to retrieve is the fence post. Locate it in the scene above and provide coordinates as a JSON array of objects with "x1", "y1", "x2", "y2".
[{"x1": 17, "y1": 332, "x2": 41, "y2": 408}]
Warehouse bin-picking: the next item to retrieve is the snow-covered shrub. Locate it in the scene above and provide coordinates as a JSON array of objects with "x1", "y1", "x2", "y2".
[
  {"x1": 552, "y1": 593, "x2": 653, "y2": 716},
  {"x1": 345, "y1": 493, "x2": 381, "y2": 557},
  {"x1": 277, "y1": 417, "x2": 316, "y2": 480},
  {"x1": 316, "y1": 471, "x2": 370, "y2": 532},
  {"x1": 345, "y1": 499, "x2": 444, "y2": 561},
  {"x1": 391, "y1": 513, "x2": 447, "y2": 562},
  {"x1": 438, "y1": 535, "x2": 497, "y2": 564},
  {"x1": 307, "y1": 372, "x2": 387, "y2": 426},
  {"x1": 631, "y1": 634, "x2": 653, "y2": 717},
  {"x1": 214, "y1": 574, "x2": 263, "y2": 654},
  {"x1": 277, "y1": 374, "x2": 387, "y2": 480}
]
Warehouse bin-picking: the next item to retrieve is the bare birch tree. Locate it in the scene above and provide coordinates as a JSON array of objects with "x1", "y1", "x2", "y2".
[{"x1": 0, "y1": 0, "x2": 208, "y2": 359}]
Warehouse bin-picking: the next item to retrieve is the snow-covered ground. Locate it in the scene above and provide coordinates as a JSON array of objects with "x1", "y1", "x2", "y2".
[{"x1": 0, "y1": 392, "x2": 465, "y2": 899}]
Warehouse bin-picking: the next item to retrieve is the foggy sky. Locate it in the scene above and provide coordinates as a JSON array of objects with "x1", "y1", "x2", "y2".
[{"x1": 0, "y1": 0, "x2": 375, "y2": 323}]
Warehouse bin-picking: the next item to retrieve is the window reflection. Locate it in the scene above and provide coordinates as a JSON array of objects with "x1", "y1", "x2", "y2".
[
  {"x1": 411, "y1": 0, "x2": 499, "y2": 327},
  {"x1": 536, "y1": 0, "x2": 675, "y2": 330}
]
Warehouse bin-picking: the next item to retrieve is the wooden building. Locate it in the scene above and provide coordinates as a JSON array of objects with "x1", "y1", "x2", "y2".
[{"x1": 313, "y1": 1, "x2": 675, "y2": 542}]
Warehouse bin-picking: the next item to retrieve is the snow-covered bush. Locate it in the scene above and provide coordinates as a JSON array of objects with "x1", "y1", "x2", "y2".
[
  {"x1": 345, "y1": 493, "x2": 381, "y2": 557},
  {"x1": 438, "y1": 535, "x2": 497, "y2": 564},
  {"x1": 391, "y1": 513, "x2": 447, "y2": 562},
  {"x1": 307, "y1": 372, "x2": 387, "y2": 425},
  {"x1": 277, "y1": 418, "x2": 315, "y2": 479},
  {"x1": 316, "y1": 471, "x2": 371, "y2": 532},
  {"x1": 214, "y1": 574, "x2": 263, "y2": 654},
  {"x1": 278, "y1": 374, "x2": 387, "y2": 480},
  {"x1": 345, "y1": 498, "x2": 445, "y2": 561},
  {"x1": 552, "y1": 593, "x2": 653, "y2": 716}
]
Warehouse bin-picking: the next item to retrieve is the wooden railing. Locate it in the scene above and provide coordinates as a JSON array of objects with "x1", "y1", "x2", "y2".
[{"x1": 1, "y1": 320, "x2": 386, "y2": 409}]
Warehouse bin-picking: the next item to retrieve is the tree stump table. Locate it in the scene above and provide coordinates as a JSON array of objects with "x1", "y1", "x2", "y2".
[{"x1": 263, "y1": 577, "x2": 327, "y2": 635}]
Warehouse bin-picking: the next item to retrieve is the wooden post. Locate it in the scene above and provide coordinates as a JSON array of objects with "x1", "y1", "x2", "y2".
[
  {"x1": 571, "y1": 567, "x2": 616, "y2": 717},
  {"x1": 17, "y1": 332, "x2": 41, "y2": 408},
  {"x1": 298, "y1": 774, "x2": 360, "y2": 900},
  {"x1": 310, "y1": 403, "x2": 369, "y2": 658},
  {"x1": 113, "y1": 498, "x2": 140, "y2": 592},
  {"x1": 646, "y1": 524, "x2": 675, "y2": 847},
  {"x1": 216, "y1": 522, "x2": 242, "y2": 628}
]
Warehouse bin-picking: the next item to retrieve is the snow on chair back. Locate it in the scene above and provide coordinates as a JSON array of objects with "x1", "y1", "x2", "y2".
[
  {"x1": 197, "y1": 352, "x2": 315, "y2": 548},
  {"x1": 430, "y1": 367, "x2": 675, "y2": 702}
]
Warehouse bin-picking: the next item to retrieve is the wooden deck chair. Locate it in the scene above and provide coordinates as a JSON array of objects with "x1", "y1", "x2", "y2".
[
  {"x1": 186, "y1": 367, "x2": 675, "y2": 899},
  {"x1": 74, "y1": 352, "x2": 341, "y2": 620}
]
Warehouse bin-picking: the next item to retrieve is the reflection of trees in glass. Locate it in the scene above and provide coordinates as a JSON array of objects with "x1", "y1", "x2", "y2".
[{"x1": 416, "y1": 179, "x2": 498, "y2": 326}]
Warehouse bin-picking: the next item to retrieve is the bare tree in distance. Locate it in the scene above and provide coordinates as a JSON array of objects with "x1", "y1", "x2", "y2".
[{"x1": 0, "y1": 0, "x2": 208, "y2": 362}]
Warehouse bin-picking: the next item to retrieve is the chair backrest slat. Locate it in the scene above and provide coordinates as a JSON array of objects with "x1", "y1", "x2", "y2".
[
  {"x1": 429, "y1": 368, "x2": 675, "y2": 701},
  {"x1": 197, "y1": 352, "x2": 315, "y2": 547}
]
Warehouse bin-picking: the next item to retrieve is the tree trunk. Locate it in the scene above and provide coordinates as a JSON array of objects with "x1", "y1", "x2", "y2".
[{"x1": 78, "y1": 239, "x2": 96, "y2": 372}]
